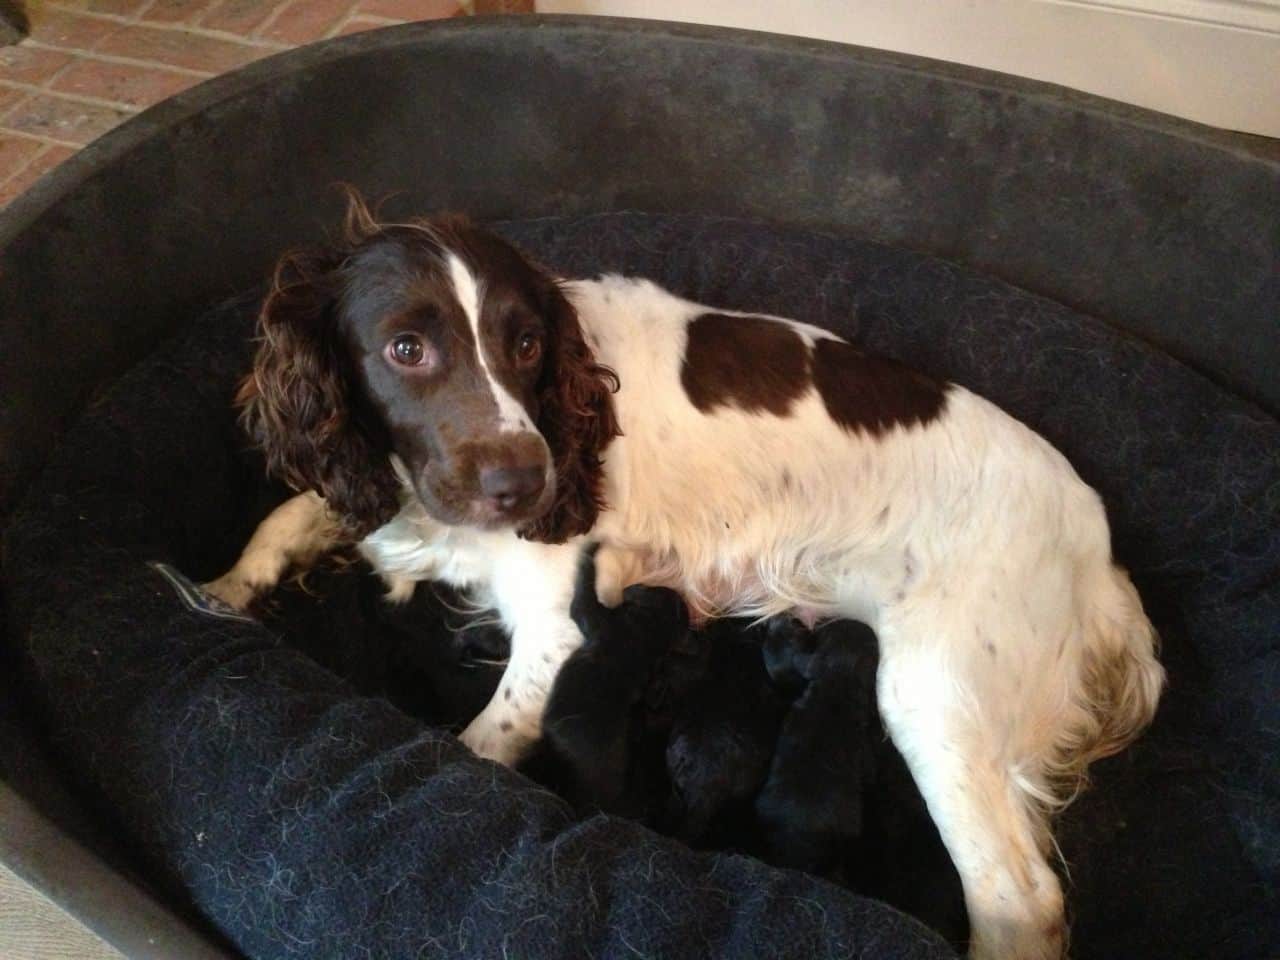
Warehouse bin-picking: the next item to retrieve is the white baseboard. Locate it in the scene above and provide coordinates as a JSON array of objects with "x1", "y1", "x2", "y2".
[
  {"x1": 1054, "y1": 0, "x2": 1280, "y2": 35},
  {"x1": 538, "y1": 0, "x2": 1280, "y2": 137}
]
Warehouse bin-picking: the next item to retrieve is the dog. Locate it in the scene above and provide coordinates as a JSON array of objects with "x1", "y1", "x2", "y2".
[{"x1": 206, "y1": 196, "x2": 1164, "y2": 959}]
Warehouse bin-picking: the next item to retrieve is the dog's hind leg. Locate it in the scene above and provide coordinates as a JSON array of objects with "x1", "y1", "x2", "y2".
[{"x1": 875, "y1": 599, "x2": 1068, "y2": 960}]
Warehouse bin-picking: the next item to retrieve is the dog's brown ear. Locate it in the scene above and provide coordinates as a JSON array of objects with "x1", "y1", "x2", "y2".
[
  {"x1": 237, "y1": 247, "x2": 401, "y2": 538},
  {"x1": 518, "y1": 281, "x2": 620, "y2": 544}
]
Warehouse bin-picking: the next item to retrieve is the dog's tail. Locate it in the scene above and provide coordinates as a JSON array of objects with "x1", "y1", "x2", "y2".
[
  {"x1": 1032, "y1": 559, "x2": 1164, "y2": 819},
  {"x1": 1077, "y1": 563, "x2": 1165, "y2": 764},
  {"x1": 1059, "y1": 563, "x2": 1172, "y2": 783}
]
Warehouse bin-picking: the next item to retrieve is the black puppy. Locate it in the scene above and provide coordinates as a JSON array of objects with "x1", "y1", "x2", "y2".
[
  {"x1": 261, "y1": 561, "x2": 509, "y2": 729},
  {"x1": 525, "y1": 546, "x2": 688, "y2": 818},
  {"x1": 756, "y1": 616, "x2": 968, "y2": 947},
  {"x1": 663, "y1": 619, "x2": 788, "y2": 845},
  {"x1": 753, "y1": 617, "x2": 880, "y2": 873},
  {"x1": 525, "y1": 558, "x2": 966, "y2": 945}
]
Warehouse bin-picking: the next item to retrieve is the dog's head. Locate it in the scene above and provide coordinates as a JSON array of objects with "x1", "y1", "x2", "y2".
[{"x1": 239, "y1": 194, "x2": 619, "y2": 541}]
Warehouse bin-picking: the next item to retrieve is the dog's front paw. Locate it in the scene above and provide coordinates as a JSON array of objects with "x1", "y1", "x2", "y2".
[
  {"x1": 202, "y1": 573, "x2": 260, "y2": 612},
  {"x1": 204, "y1": 548, "x2": 289, "y2": 611},
  {"x1": 459, "y1": 716, "x2": 530, "y2": 767}
]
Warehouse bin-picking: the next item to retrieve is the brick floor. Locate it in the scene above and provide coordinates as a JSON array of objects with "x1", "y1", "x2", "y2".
[
  {"x1": 4, "y1": 93, "x2": 132, "y2": 144},
  {"x1": 0, "y1": 134, "x2": 43, "y2": 180},
  {"x1": 51, "y1": 58, "x2": 201, "y2": 107},
  {"x1": 0, "y1": 84, "x2": 27, "y2": 114},
  {"x1": 0, "y1": 142, "x2": 76, "y2": 205},
  {"x1": 0, "y1": 45, "x2": 75, "y2": 84},
  {"x1": 0, "y1": 0, "x2": 535, "y2": 209},
  {"x1": 196, "y1": 0, "x2": 283, "y2": 36}
]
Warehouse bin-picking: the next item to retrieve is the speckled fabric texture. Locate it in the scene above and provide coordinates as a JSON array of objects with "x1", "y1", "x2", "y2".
[{"x1": 5, "y1": 214, "x2": 1277, "y2": 959}]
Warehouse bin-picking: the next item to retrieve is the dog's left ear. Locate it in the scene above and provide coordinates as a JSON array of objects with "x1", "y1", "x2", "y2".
[{"x1": 519, "y1": 280, "x2": 620, "y2": 544}]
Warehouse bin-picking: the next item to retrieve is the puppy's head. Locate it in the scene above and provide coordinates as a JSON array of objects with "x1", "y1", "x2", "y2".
[
  {"x1": 239, "y1": 192, "x2": 619, "y2": 540},
  {"x1": 571, "y1": 544, "x2": 689, "y2": 658}
]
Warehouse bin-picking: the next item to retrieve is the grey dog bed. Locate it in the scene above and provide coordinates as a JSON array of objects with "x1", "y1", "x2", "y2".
[{"x1": 5, "y1": 212, "x2": 1278, "y2": 959}]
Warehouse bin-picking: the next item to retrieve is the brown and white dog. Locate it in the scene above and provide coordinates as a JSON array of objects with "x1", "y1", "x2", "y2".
[{"x1": 207, "y1": 199, "x2": 1164, "y2": 960}]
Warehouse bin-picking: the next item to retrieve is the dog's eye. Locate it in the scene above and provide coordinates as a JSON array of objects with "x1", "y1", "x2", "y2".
[
  {"x1": 515, "y1": 331, "x2": 542, "y2": 366},
  {"x1": 387, "y1": 334, "x2": 428, "y2": 367}
]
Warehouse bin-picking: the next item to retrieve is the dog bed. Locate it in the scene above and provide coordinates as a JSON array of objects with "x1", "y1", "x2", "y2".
[{"x1": 5, "y1": 212, "x2": 1277, "y2": 959}]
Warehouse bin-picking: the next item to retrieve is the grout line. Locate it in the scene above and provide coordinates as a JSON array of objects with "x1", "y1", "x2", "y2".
[
  {"x1": 347, "y1": 14, "x2": 404, "y2": 25},
  {"x1": 0, "y1": 79, "x2": 144, "y2": 115},
  {"x1": 0, "y1": 90, "x2": 33, "y2": 124},
  {"x1": 249, "y1": 0, "x2": 303, "y2": 40},
  {"x1": 22, "y1": 41, "x2": 223, "y2": 79},
  {"x1": 189, "y1": 0, "x2": 277, "y2": 29},
  {"x1": 324, "y1": 8, "x2": 359, "y2": 40},
  {"x1": 0, "y1": 140, "x2": 55, "y2": 189},
  {"x1": 0, "y1": 125, "x2": 85, "y2": 149},
  {"x1": 43, "y1": 3, "x2": 293, "y2": 50},
  {"x1": 324, "y1": 11, "x2": 404, "y2": 39},
  {"x1": 189, "y1": 0, "x2": 215, "y2": 28},
  {"x1": 40, "y1": 46, "x2": 85, "y2": 92}
]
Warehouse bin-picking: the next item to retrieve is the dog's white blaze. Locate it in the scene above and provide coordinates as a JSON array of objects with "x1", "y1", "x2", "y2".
[{"x1": 446, "y1": 252, "x2": 535, "y2": 434}]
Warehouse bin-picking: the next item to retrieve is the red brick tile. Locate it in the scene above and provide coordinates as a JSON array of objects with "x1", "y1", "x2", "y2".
[
  {"x1": 0, "y1": 144, "x2": 78, "y2": 205},
  {"x1": 0, "y1": 134, "x2": 43, "y2": 181},
  {"x1": 197, "y1": 0, "x2": 284, "y2": 35},
  {"x1": 27, "y1": 10, "x2": 125, "y2": 51},
  {"x1": 95, "y1": 23, "x2": 279, "y2": 71},
  {"x1": 0, "y1": 45, "x2": 75, "y2": 85},
  {"x1": 51, "y1": 58, "x2": 203, "y2": 107},
  {"x1": 52, "y1": 0, "x2": 152, "y2": 15},
  {"x1": 2, "y1": 92, "x2": 131, "y2": 145},
  {"x1": 0, "y1": 86, "x2": 29, "y2": 117},
  {"x1": 355, "y1": 0, "x2": 463, "y2": 21},
  {"x1": 259, "y1": 0, "x2": 358, "y2": 43},
  {"x1": 335, "y1": 15, "x2": 397, "y2": 35},
  {"x1": 138, "y1": 0, "x2": 219, "y2": 24},
  {"x1": 474, "y1": 0, "x2": 532, "y2": 11}
]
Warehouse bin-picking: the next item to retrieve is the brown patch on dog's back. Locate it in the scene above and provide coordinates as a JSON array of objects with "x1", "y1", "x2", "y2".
[
  {"x1": 812, "y1": 338, "x2": 948, "y2": 437},
  {"x1": 681, "y1": 313, "x2": 809, "y2": 416}
]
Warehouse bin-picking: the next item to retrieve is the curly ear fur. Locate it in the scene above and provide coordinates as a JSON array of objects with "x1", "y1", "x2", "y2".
[
  {"x1": 236, "y1": 246, "x2": 401, "y2": 538},
  {"x1": 518, "y1": 282, "x2": 621, "y2": 544}
]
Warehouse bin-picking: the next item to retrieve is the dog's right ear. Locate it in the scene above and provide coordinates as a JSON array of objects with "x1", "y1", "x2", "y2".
[{"x1": 237, "y1": 247, "x2": 401, "y2": 538}]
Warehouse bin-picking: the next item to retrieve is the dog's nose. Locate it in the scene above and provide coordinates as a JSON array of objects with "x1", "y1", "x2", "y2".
[{"x1": 479, "y1": 465, "x2": 546, "y2": 512}]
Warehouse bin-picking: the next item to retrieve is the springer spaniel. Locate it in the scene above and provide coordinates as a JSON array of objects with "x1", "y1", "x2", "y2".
[{"x1": 207, "y1": 199, "x2": 1164, "y2": 960}]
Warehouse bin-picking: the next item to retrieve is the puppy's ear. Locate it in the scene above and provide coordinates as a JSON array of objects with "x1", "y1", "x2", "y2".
[
  {"x1": 569, "y1": 543, "x2": 609, "y2": 639},
  {"x1": 519, "y1": 281, "x2": 620, "y2": 544},
  {"x1": 237, "y1": 247, "x2": 401, "y2": 538}
]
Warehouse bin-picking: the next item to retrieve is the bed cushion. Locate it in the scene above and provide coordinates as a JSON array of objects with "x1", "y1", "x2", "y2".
[{"x1": 5, "y1": 212, "x2": 1277, "y2": 959}]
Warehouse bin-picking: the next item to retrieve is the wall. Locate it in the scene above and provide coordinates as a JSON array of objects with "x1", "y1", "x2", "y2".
[{"x1": 537, "y1": 0, "x2": 1280, "y2": 137}]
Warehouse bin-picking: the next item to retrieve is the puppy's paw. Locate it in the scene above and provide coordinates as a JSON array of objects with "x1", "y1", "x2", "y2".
[
  {"x1": 381, "y1": 574, "x2": 417, "y2": 604},
  {"x1": 592, "y1": 544, "x2": 650, "y2": 608}
]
